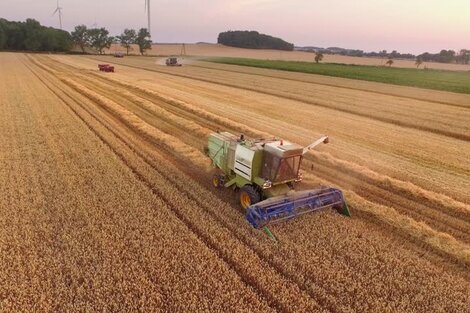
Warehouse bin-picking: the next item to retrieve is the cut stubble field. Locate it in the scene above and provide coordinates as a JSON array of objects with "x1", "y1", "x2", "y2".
[{"x1": 1, "y1": 52, "x2": 470, "y2": 312}]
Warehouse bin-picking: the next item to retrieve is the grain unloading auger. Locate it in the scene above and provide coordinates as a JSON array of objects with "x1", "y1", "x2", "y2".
[{"x1": 206, "y1": 132, "x2": 351, "y2": 229}]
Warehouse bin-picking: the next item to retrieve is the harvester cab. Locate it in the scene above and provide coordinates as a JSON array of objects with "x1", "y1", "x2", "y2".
[{"x1": 207, "y1": 131, "x2": 350, "y2": 228}]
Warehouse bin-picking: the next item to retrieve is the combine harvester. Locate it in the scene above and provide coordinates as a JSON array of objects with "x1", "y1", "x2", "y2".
[
  {"x1": 165, "y1": 57, "x2": 182, "y2": 66},
  {"x1": 207, "y1": 132, "x2": 350, "y2": 231}
]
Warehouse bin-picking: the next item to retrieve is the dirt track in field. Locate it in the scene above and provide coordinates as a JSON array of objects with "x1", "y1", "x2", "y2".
[{"x1": 1, "y1": 52, "x2": 469, "y2": 312}]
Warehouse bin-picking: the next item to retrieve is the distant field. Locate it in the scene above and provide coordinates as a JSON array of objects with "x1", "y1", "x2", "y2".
[
  {"x1": 209, "y1": 57, "x2": 470, "y2": 94},
  {"x1": 103, "y1": 43, "x2": 470, "y2": 72}
]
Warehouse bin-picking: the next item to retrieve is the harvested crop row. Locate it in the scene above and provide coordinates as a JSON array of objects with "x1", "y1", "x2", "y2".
[
  {"x1": 310, "y1": 152, "x2": 470, "y2": 221},
  {"x1": 302, "y1": 155, "x2": 470, "y2": 230},
  {"x1": 68, "y1": 73, "x2": 212, "y2": 150},
  {"x1": 190, "y1": 60, "x2": 470, "y2": 108},
  {"x1": 75, "y1": 73, "x2": 211, "y2": 138},
  {"x1": 31, "y1": 53, "x2": 470, "y2": 308},
  {"x1": 87, "y1": 55, "x2": 470, "y2": 141},
  {"x1": 62, "y1": 77, "x2": 210, "y2": 170},
  {"x1": 300, "y1": 159, "x2": 470, "y2": 247},
  {"x1": 28, "y1": 56, "x2": 209, "y2": 150}
]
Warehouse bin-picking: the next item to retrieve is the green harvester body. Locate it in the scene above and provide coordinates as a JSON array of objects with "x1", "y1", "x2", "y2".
[{"x1": 206, "y1": 131, "x2": 350, "y2": 228}]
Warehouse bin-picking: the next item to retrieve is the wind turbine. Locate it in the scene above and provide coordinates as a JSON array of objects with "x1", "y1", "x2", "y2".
[
  {"x1": 52, "y1": 0, "x2": 63, "y2": 30},
  {"x1": 145, "y1": 0, "x2": 151, "y2": 36}
]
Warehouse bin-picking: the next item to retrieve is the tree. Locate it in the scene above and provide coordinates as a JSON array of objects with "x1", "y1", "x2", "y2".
[
  {"x1": 437, "y1": 50, "x2": 456, "y2": 63},
  {"x1": 135, "y1": 28, "x2": 152, "y2": 55},
  {"x1": 88, "y1": 27, "x2": 114, "y2": 54},
  {"x1": 417, "y1": 50, "x2": 461, "y2": 64},
  {"x1": 56, "y1": 30, "x2": 73, "y2": 51},
  {"x1": 415, "y1": 57, "x2": 423, "y2": 68},
  {"x1": 0, "y1": 20, "x2": 6, "y2": 50},
  {"x1": 218, "y1": 30, "x2": 294, "y2": 51},
  {"x1": 457, "y1": 49, "x2": 469, "y2": 64},
  {"x1": 23, "y1": 19, "x2": 42, "y2": 51},
  {"x1": 386, "y1": 59, "x2": 394, "y2": 67},
  {"x1": 117, "y1": 29, "x2": 137, "y2": 55},
  {"x1": 0, "y1": 18, "x2": 71, "y2": 52},
  {"x1": 417, "y1": 52, "x2": 432, "y2": 62},
  {"x1": 390, "y1": 50, "x2": 400, "y2": 58},
  {"x1": 314, "y1": 52, "x2": 324, "y2": 63},
  {"x1": 71, "y1": 25, "x2": 90, "y2": 53}
]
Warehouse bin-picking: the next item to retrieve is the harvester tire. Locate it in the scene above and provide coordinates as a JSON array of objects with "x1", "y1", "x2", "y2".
[
  {"x1": 239, "y1": 185, "x2": 260, "y2": 209},
  {"x1": 212, "y1": 174, "x2": 224, "y2": 188}
]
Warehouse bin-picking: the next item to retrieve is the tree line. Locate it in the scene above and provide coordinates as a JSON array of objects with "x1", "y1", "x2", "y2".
[
  {"x1": 71, "y1": 25, "x2": 151, "y2": 55},
  {"x1": 0, "y1": 18, "x2": 152, "y2": 55},
  {"x1": 299, "y1": 46, "x2": 469, "y2": 65},
  {"x1": 218, "y1": 31, "x2": 294, "y2": 51},
  {"x1": 417, "y1": 50, "x2": 469, "y2": 65},
  {"x1": 296, "y1": 47, "x2": 416, "y2": 59},
  {"x1": 364, "y1": 49, "x2": 469, "y2": 65},
  {"x1": 1, "y1": 18, "x2": 468, "y2": 65},
  {"x1": 0, "y1": 18, "x2": 71, "y2": 51}
]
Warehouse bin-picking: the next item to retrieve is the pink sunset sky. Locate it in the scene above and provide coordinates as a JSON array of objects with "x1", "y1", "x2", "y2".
[{"x1": 1, "y1": 0, "x2": 468, "y2": 54}]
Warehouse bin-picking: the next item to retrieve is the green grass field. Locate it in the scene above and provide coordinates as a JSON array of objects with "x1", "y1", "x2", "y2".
[{"x1": 208, "y1": 57, "x2": 470, "y2": 94}]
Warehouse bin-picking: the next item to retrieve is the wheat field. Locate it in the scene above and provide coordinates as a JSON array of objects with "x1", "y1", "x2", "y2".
[{"x1": 1, "y1": 52, "x2": 469, "y2": 312}]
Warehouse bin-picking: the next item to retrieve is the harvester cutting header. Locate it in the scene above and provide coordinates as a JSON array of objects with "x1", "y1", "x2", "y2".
[{"x1": 207, "y1": 132, "x2": 350, "y2": 228}]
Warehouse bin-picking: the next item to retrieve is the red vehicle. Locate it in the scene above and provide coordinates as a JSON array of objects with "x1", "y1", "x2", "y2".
[{"x1": 98, "y1": 64, "x2": 115, "y2": 72}]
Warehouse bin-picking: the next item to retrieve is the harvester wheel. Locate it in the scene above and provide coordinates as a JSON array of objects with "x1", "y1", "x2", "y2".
[
  {"x1": 212, "y1": 174, "x2": 224, "y2": 188},
  {"x1": 239, "y1": 185, "x2": 260, "y2": 209}
]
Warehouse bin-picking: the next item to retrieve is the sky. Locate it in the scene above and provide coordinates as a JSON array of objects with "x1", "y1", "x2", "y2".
[{"x1": 0, "y1": 0, "x2": 468, "y2": 54}]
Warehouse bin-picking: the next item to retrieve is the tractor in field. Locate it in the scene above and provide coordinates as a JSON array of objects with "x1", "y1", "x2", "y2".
[
  {"x1": 207, "y1": 131, "x2": 350, "y2": 228},
  {"x1": 98, "y1": 64, "x2": 115, "y2": 72},
  {"x1": 165, "y1": 57, "x2": 182, "y2": 66}
]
